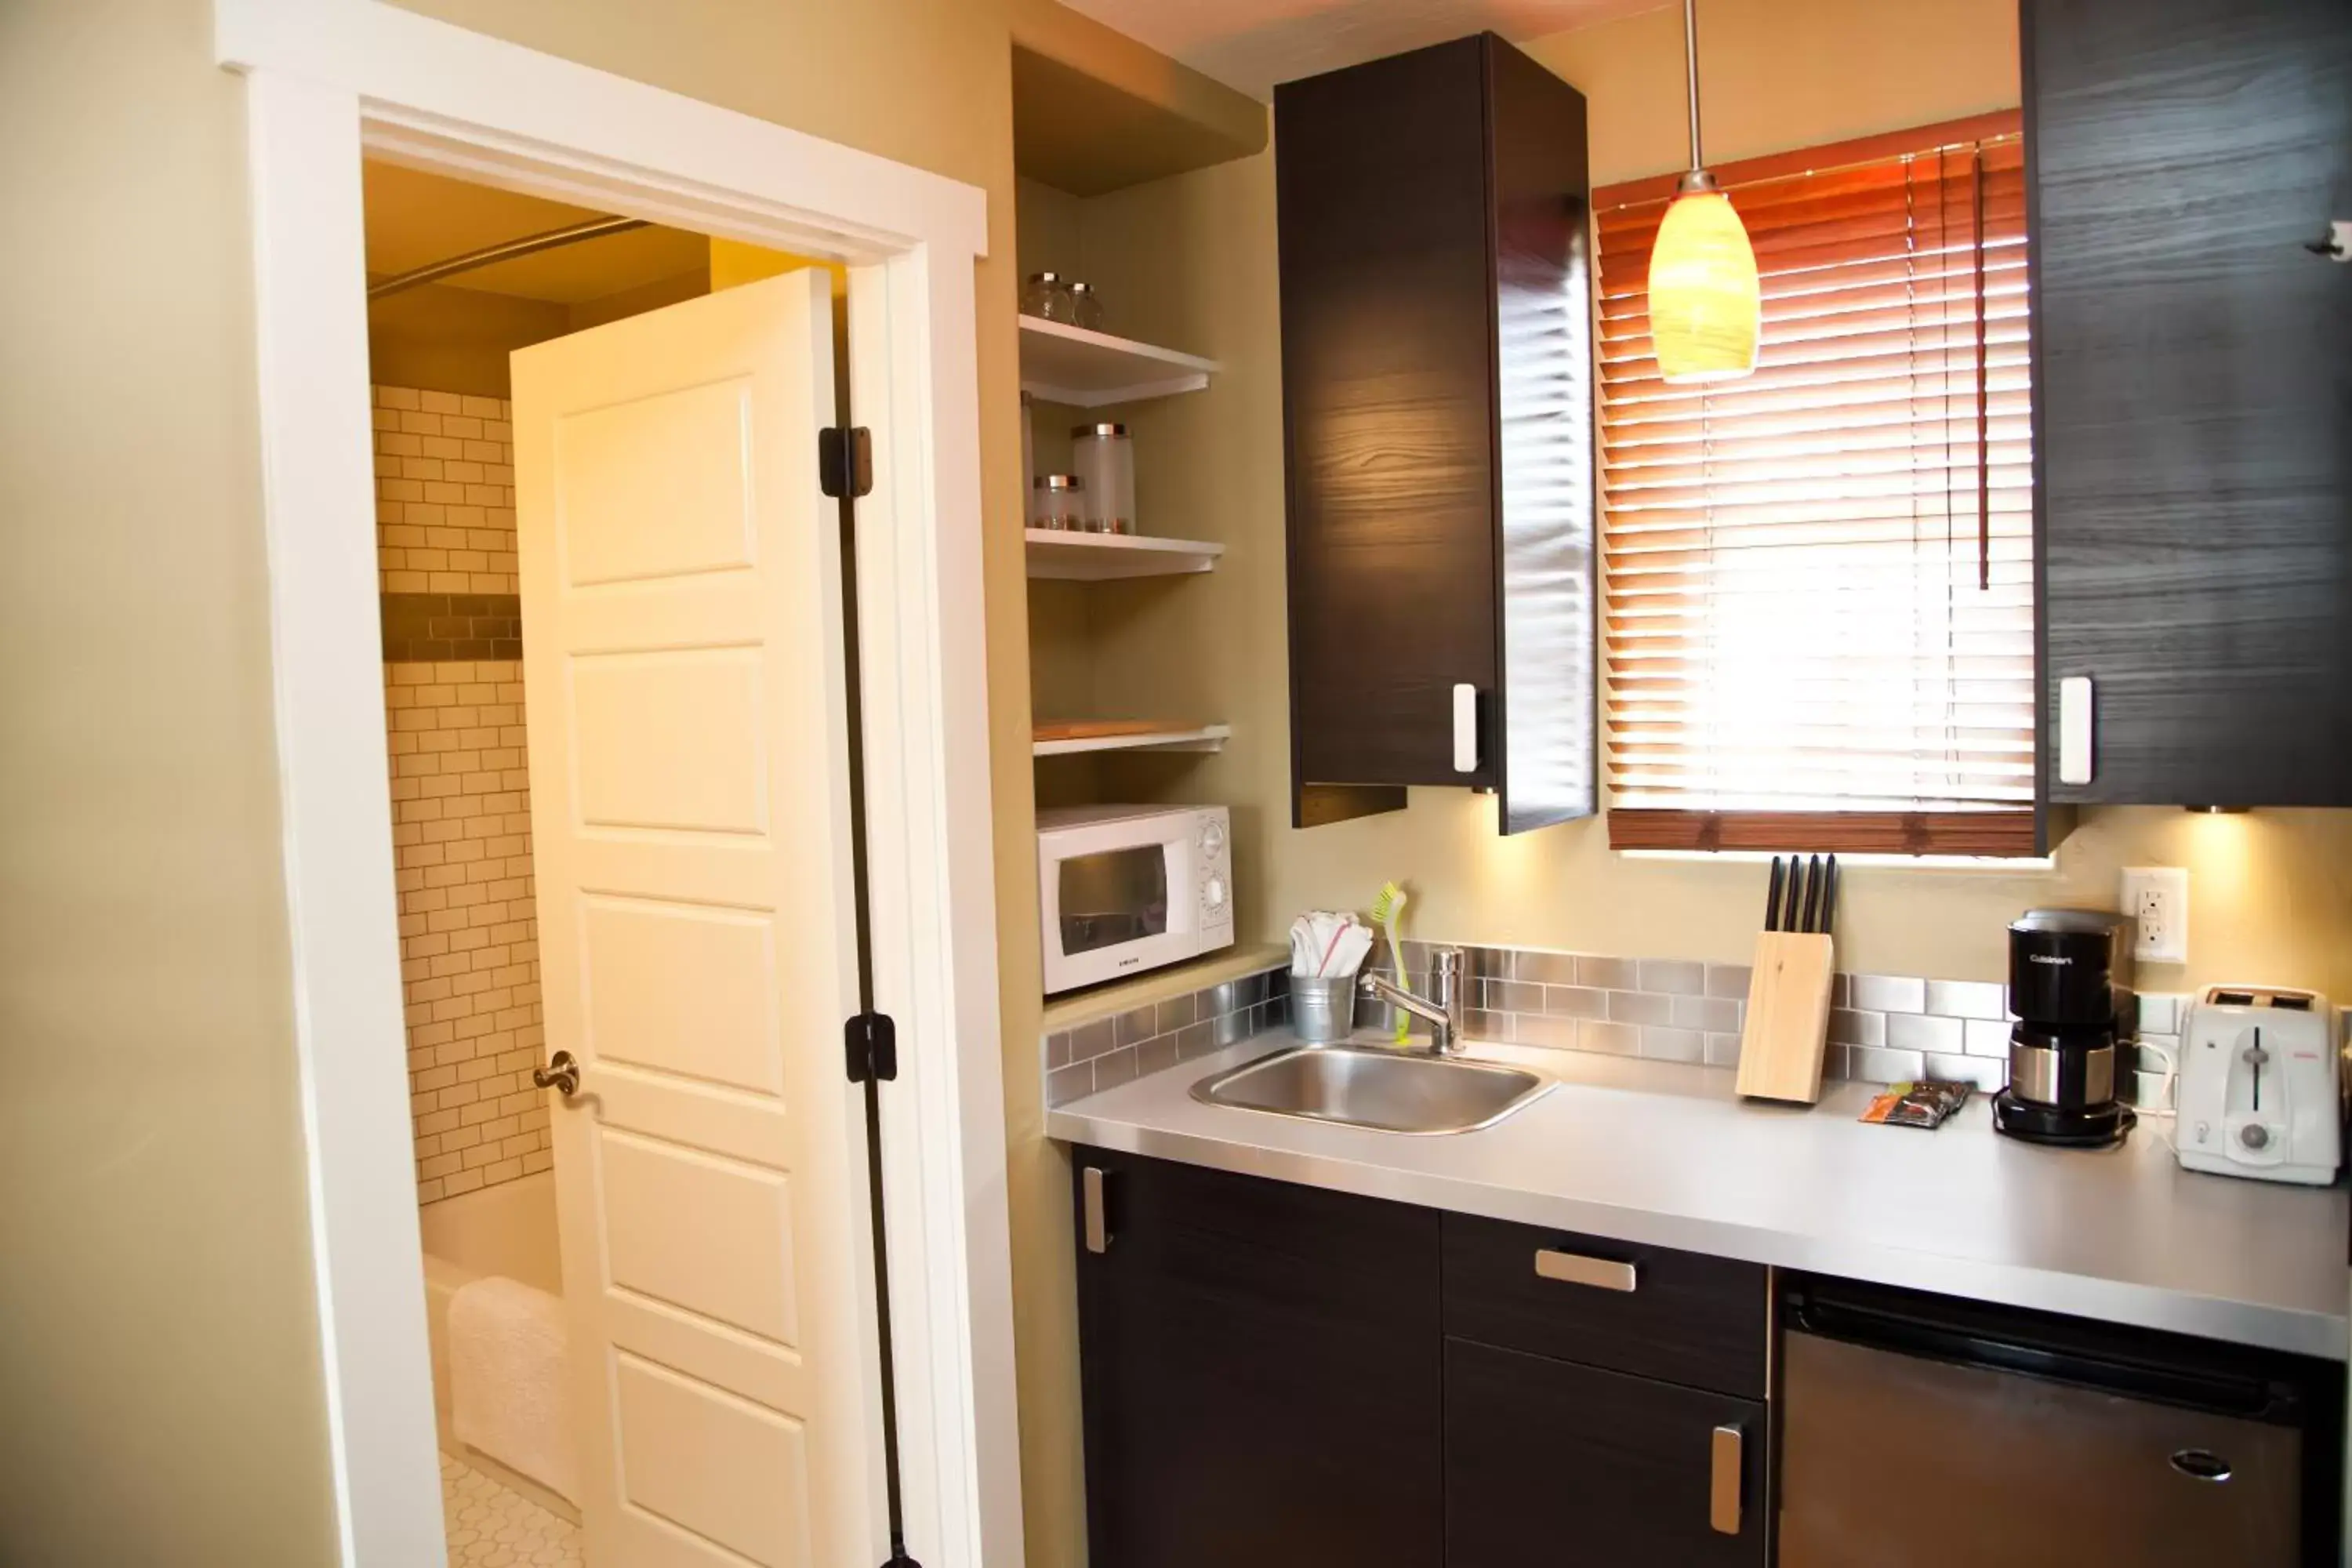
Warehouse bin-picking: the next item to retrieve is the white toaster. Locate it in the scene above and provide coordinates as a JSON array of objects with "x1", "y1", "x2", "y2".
[{"x1": 2175, "y1": 986, "x2": 2341, "y2": 1185}]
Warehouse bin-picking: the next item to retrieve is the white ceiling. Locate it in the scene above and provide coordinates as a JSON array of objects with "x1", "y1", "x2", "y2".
[{"x1": 1058, "y1": 0, "x2": 1667, "y2": 100}]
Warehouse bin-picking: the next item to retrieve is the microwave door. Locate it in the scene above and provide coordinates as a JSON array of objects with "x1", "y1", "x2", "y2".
[
  {"x1": 1059, "y1": 844, "x2": 1172, "y2": 954},
  {"x1": 1043, "y1": 830, "x2": 1196, "y2": 993}
]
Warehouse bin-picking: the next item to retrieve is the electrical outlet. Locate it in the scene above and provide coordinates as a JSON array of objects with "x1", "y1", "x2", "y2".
[{"x1": 2121, "y1": 866, "x2": 2189, "y2": 964}]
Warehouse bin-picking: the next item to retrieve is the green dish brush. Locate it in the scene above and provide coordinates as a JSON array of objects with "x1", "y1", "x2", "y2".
[{"x1": 1369, "y1": 880, "x2": 1410, "y2": 1044}]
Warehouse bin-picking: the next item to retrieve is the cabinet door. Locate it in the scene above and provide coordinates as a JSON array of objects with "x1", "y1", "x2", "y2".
[
  {"x1": 2030, "y1": 0, "x2": 2352, "y2": 804},
  {"x1": 1073, "y1": 1150, "x2": 1443, "y2": 1568},
  {"x1": 1277, "y1": 38, "x2": 1500, "y2": 795},
  {"x1": 1276, "y1": 36, "x2": 1597, "y2": 833},
  {"x1": 1446, "y1": 1338, "x2": 1766, "y2": 1568}
]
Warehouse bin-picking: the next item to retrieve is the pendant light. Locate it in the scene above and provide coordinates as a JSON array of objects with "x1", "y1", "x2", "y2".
[{"x1": 1648, "y1": 0, "x2": 1760, "y2": 383}]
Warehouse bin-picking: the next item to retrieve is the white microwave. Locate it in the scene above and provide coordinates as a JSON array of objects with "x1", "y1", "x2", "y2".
[{"x1": 1037, "y1": 804, "x2": 1233, "y2": 996}]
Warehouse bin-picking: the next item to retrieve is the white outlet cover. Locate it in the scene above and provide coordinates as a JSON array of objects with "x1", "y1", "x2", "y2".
[{"x1": 2121, "y1": 866, "x2": 2190, "y2": 964}]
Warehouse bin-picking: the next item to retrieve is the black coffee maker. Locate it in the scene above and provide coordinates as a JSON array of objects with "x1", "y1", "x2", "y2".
[{"x1": 1992, "y1": 909, "x2": 2136, "y2": 1148}]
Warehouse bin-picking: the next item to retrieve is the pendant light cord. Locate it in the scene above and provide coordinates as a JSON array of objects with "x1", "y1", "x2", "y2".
[{"x1": 1683, "y1": 0, "x2": 1704, "y2": 172}]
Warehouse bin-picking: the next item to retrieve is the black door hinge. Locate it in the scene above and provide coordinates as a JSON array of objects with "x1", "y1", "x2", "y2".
[
  {"x1": 845, "y1": 1011, "x2": 898, "y2": 1083},
  {"x1": 819, "y1": 426, "x2": 874, "y2": 499}
]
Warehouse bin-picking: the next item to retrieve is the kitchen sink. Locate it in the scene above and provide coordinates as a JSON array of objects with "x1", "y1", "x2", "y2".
[{"x1": 1191, "y1": 1044, "x2": 1552, "y2": 1135}]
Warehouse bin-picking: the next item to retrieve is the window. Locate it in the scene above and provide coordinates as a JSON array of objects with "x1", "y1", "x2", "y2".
[{"x1": 1595, "y1": 113, "x2": 2034, "y2": 855}]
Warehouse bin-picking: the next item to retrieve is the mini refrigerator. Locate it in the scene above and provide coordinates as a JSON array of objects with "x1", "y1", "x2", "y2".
[{"x1": 1778, "y1": 1276, "x2": 2342, "y2": 1566}]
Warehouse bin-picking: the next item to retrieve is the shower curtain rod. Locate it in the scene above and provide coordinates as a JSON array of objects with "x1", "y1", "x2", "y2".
[{"x1": 365, "y1": 214, "x2": 650, "y2": 299}]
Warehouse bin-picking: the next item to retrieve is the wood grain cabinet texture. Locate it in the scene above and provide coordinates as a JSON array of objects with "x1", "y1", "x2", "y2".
[
  {"x1": 2028, "y1": 0, "x2": 2352, "y2": 805},
  {"x1": 1274, "y1": 34, "x2": 1598, "y2": 834},
  {"x1": 1070, "y1": 1149, "x2": 1444, "y2": 1568},
  {"x1": 1072, "y1": 1152, "x2": 1771, "y2": 1566},
  {"x1": 1446, "y1": 1338, "x2": 1768, "y2": 1568}
]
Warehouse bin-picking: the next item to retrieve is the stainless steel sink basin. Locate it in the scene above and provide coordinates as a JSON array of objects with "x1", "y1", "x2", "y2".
[{"x1": 1191, "y1": 1044, "x2": 1551, "y2": 1135}]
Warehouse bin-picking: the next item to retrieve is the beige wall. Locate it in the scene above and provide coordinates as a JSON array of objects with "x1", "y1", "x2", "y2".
[
  {"x1": 1018, "y1": 158, "x2": 1296, "y2": 950},
  {"x1": 368, "y1": 281, "x2": 571, "y2": 401},
  {"x1": 368, "y1": 268, "x2": 711, "y2": 398},
  {"x1": 1526, "y1": 0, "x2": 2024, "y2": 184},
  {"x1": 0, "y1": 0, "x2": 341, "y2": 1562},
  {"x1": 2, "y1": 0, "x2": 1086, "y2": 1561}
]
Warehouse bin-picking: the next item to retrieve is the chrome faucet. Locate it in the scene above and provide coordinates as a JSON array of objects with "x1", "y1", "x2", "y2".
[{"x1": 1359, "y1": 946, "x2": 1466, "y2": 1056}]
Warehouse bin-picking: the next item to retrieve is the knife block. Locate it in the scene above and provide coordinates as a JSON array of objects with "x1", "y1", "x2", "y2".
[{"x1": 1735, "y1": 931, "x2": 1835, "y2": 1104}]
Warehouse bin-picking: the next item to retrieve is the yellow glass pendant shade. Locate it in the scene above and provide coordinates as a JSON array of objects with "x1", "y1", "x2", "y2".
[{"x1": 1649, "y1": 187, "x2": 1760, "y2": 383}]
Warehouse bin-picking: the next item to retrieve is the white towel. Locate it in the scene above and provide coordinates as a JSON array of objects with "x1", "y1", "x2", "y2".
[
  {"x1": 1290, "y1": 911, "x2": 1374, "y2": 978},
  {"x1": 448, "y1": 1274, "x2": 579, "y2": 1504}
]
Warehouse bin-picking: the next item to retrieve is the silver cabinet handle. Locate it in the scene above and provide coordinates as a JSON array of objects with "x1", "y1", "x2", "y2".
[
  {"x1": 1082, "y1": 1166, "x2": 1109, "y2": 1254},
  {"x1": 1452, "y1": 683, "x2": 1479, "y2": 773},
  {"x1": 1710, "y1": 1425, "x2": 1743, "y2": 1534},
  {"x1": 1533, "y1": 1248, "x2": 1637, "y2": 1293},
  {"x1": 532, "y1": 1050, "x2": 579, "y2": 1096},
  {"x1": 2057, "y1": 675, "x2": 2094, "y2": 785}
]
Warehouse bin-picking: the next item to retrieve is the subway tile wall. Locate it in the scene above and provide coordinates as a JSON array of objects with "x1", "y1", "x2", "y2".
[
  {"x1": 1044, "y1": 938, "x2": 2183, "y2": 1114},
  {"x1": 374, "y1": 386, "x2": 524, "y2": 663},
  {"x1": 376, "y1": 383, "x2": 545, "y2": 1206},
  {"x1": 385, "y1": 660, "x2": 548, "y2": 1203},
  {"x1": 373, "y1": 386, "x2": 518, "y2": 597}
]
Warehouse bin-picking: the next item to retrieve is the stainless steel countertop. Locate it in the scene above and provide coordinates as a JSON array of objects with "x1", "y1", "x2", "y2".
[{"x1": 1047, "y1": 1030, "x2": 2350, "y2": 1361}]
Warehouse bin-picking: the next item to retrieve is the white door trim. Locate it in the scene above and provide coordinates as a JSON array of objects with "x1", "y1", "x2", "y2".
[{"x1": 218, "y1": 4, "x2": 1018, "y2": 1565}]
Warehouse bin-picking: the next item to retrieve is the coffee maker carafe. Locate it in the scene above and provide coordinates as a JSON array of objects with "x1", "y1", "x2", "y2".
[{"x1": 1992, "y1": 909, "x2": 2136, "y2": 1148}]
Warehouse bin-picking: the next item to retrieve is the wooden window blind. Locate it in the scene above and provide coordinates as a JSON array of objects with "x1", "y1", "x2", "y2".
[{"x1": 1595, "y1": 112, "x2": 2037, "y2": 857}]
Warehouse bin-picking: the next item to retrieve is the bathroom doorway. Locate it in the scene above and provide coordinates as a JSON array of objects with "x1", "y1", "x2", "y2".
[
  {"x1": 231, "y1": 16, "x2": 1020, "y2": 1559},
  {"x1": 359, "y1": 158, "x2": 877, "y2": 1567}
]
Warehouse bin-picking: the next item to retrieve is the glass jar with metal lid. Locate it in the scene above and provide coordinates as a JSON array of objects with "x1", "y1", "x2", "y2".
[
  {"x1": 1022, "y1": 271, "x2": 1074, "y2": 323},
  {"x1": 1069, "y1": 423, "x2": 1134, "y2": 535},
  {"x1": 1032, "y1": 473, "x2": 1085, "y2": 532}
]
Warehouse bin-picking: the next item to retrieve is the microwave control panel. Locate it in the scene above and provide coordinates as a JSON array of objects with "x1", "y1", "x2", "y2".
[{"x1": 1196, "y1": 808, "x2": 1234, "y2": 944}]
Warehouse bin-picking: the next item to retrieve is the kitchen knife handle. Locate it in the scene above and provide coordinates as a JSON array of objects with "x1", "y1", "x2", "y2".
[
  {"x1": 1763, "y1": 857, "x2": 1784, "y2": 932},
  {"x1": 1801, "y1": 855, "x2": 1824, "y2": 933}
]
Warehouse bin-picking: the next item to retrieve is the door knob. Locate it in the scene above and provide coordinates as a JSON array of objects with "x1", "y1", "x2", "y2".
[{"x1": 533, "y1": 1050, "x2": 580, "y2": 1096}]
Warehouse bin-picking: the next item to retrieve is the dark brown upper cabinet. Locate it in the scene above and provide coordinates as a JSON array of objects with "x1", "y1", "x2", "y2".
[
  {"x1": 1276, "y1": 34, "x2": 1596, "y2": 833},
  {"x1": 2028, "y1": 0, "x2": 2352, "y2": 806}
]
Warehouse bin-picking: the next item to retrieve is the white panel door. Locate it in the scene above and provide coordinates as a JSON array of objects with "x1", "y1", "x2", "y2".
[{"x1": 512, "y1": 269, "x2": 877, "y2": 1568}]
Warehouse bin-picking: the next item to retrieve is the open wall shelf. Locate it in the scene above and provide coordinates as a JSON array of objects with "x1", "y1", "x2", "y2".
[
  {"x1": 1025, "y1": 528, "x2": 1225, "y2": 580},
  {"x1": 1019, "y1": 315, "x2": 1220, "y2": 405},
  {"x1": 1033, "y1": 723, "x2": 1232, "y2": 757}
]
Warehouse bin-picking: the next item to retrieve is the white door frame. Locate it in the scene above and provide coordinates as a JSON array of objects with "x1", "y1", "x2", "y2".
[{"x1": 216, "y1": 3, "x2": 1020, "y2": 1565}]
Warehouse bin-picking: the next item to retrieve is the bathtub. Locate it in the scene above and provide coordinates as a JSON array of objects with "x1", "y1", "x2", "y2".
[{"x1": 419, "y1": 1173, "x2": 578, "y2": 1519}]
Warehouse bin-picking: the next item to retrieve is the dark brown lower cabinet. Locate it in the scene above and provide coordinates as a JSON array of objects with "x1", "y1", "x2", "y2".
[
  {"x1": 1071, "y1": 1149, "x2": 1443, "y2": 1568},
  {"x1": 1073, "y1": 1150, "x2": 1769, "y2": 1566},
  {"x1": 1445, "y1": 1338, "x2": 1768, "y2": 1567}
]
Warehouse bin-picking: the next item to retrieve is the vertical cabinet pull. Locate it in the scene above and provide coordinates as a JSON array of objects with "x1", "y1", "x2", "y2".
[
  {"x1": 1082, "y1": 1166, "x2": 1110, "y2": 1254},
  {"x1": 1709, "y1": 1425, "x2": 1743, "y2": 1535},
  {"x1": 1452, "y1": 684, "x2": 1479, "y2": 773},
  {"x1": 2057, "y1": 675, "x2": 2094, "y2": 785}
]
